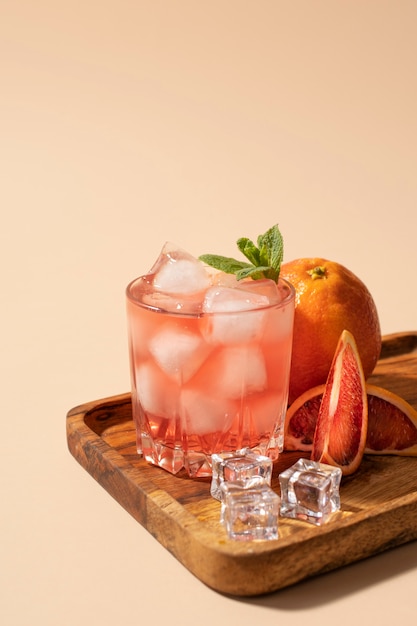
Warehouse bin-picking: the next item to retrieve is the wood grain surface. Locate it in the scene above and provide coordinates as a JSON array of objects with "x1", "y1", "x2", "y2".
[{"x1": 66, "y1": 332, "x2": 417, "y2": 596}]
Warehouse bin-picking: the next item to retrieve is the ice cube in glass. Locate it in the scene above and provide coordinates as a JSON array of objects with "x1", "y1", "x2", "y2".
[
  {"x1": 279, "y1": 458, "x2": 342, "y2": 525},
  {"x1": 151, "y1": 242, "x2": 211, "y2": 295},
  {"x1": 201, "y1": 285, "x2": 270, "y2": 344},
  {"x1": 149, "y1": 324, "x2": 210, "y2": 383},
  {"x1": 142, "y1": 243, "x2": 210, "y2": 314},
  {"x1": 220, "y1": 481, "x2": 280, "y2": 541},
  {"x1": 210, "y1": 449, "x2": 273, "y2": 501}
]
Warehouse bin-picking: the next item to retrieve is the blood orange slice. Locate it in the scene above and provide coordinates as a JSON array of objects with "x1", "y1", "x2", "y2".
[
  {"x1": 284, "y1": 384, "x2": 325, "y2": 451},
  {"x1": 285, "y1": 383, "x2": 417, "y2": 456},
  {"x1": 365, "y1": 384, "x2": 417, "y2": 455},
  {"x1": 310, "y1": 330, "x2": 368, "y2": 475}
]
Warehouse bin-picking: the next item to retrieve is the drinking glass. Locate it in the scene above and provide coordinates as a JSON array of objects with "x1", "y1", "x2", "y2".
[{"x1": 126, "y1": 255, "x2": 295, "y2": 478}]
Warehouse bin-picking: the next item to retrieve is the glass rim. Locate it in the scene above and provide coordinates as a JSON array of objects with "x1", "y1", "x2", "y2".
[{"x1": 126, "y1": 275, "x2": 296, "y2": 317}]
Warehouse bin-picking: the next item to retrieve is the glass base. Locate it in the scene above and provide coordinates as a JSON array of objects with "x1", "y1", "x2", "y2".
[
  {"x1": 141, "y1": 433, "x2": 184, "y2": 475},
  {"x1": 138, "y1": 427, "x2": 283, "y2": 477},
  {"x1": 141, "y1": 437, "x2": 213, "y2": 477}
]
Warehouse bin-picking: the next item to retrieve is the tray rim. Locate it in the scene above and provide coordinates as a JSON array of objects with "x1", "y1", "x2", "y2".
[{"x1": 66, "y1": 332, "x2": 417, "y2": 596}]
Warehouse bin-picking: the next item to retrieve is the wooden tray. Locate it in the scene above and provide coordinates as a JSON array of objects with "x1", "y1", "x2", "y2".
[{"x1": 66, "y1": 332, "x2": 417, "y2": 596}]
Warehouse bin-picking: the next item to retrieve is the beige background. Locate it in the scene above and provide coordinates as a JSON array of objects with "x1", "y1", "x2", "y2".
[{"x1": 2, "y1": 2, "x2": 417, "y2": 624}]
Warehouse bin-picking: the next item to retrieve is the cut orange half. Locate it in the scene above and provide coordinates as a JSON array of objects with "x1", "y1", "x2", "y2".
[
  {"x1": 284, "y1": 384, "x2": 325, "y2": 452},
  {"x1": 285, "y1": 383, "x2": 417, "y2": 456},
  {"x1": 365, "y1": 384, "x2": 417, "y2": 455},
  {"x1": 310, "y1": 330, "x2": 368, "y2": 475}
]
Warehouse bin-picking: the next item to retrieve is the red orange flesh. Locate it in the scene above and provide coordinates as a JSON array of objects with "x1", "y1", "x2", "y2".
[
  {"x1": 285, "y1": 383, "x2": 417, "y2": 456},
  {"x1": 311, "y1": 330, "x2": 368, "y2": 475}
]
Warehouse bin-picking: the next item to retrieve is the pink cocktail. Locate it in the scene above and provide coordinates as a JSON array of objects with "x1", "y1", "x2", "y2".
[{"x1": 126, "y1": 243, "x2": 295, "y2": 477}]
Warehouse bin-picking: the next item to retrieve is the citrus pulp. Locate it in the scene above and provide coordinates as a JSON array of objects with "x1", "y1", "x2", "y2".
[
  {"x1": 310, "y1": 330, "x2": 368, "y2": 475},
  {"x1": 285, "y1": 383, "x2": 417, "y2": 456}
]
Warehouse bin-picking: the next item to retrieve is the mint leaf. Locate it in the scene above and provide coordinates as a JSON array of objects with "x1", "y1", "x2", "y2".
[
  {"x1": 236, "y1": 265, "x2": 272, "y2": 281},
  {"x1": 236, "y1": 238, "x2": 261, "y2": 266},
  {"x1": 199, "y1": 223, "x2": 284, "y2": 282},
  {"x1": 258, "y1": 224, "x2": 284, "y2": 274},
  {"x1": 198, "y1": 254, "x2": 253, "y2": 275}
]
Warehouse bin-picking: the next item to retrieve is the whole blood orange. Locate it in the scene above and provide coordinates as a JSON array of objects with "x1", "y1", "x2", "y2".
[
  {"x1": 311, "y1": 330, "x2": 368, "y2": 475},
  {"x1": 280, "y1": 258, "x2": 381, "y2": 405}
]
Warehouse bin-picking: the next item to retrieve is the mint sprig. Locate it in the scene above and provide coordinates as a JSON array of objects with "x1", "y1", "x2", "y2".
[{"x1": 199, "y1": 224, "x2": 284, "y2": 282}]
